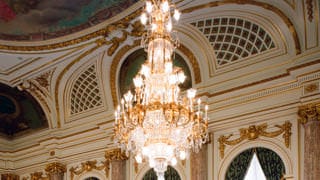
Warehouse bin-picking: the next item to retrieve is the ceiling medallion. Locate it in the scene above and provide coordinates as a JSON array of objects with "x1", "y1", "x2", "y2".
[{"x1": 114, "y1": 1, "x2": 208, "y2": 179}]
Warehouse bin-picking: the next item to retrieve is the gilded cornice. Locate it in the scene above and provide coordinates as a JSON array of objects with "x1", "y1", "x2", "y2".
[
  {"x1": 105, "y1": 148, "x2": 128, "y2": 177},
  {"x1": 298, "y1": 103, "x2": 320, "y2": 124},
  {"x1": 218, "y1": 121, "x2": 292, "y2": 158},
  {"x1": 181, "y1": 0, "x2": 301, "y2": 55}
]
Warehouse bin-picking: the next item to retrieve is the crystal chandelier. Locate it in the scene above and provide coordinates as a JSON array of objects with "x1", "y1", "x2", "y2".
[{"x1": 114, "y1": 0, "x2": 208, "y2": 179}]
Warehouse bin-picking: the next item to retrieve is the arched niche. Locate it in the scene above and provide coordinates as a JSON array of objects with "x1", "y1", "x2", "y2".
[
  {"x1": 225, "y1": 147, "x2": 285, "y2": 180},
  {"x1": 218, "y1": 140, "x2": 293, "y2": 180},
  {"x1": 118, "y1": 48, "x2": 192, "y2": 97},
  {"x1": 0, "y1": 83, "x2": 48, "y2": 137}
]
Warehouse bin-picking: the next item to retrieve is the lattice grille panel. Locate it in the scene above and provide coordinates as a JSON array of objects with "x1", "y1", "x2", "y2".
[
  {"x1": 70, "y1": 65, "x2": 102, "y2": 115},
  {"x1": 191, "y1": 17, "x2": 275, "y2": 66}
]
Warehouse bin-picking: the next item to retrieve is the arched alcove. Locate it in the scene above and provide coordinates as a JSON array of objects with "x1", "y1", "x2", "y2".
[
  {"x1": 0, "y1": 83, "x2": 48, "y2": 137},
  {"x1": 118, "y1": 48, "x2": 192, "y2": 97},
  {"x1": 225, "y1": 147, "x2": 285, "y2": 180}
]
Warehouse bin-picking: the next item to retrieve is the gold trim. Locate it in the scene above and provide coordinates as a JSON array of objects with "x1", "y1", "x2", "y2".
[
  {"x1": 0, "y1": 10, "x2": 142, "y2": 52},
  {"x1": 306, "y1": 0, "x2": 315, "y2": 22},
  {"x1": 105, "y1": 148, "x2": 128, "y2": 178},
  {"x1": 218, "y1": 121, "x2": 292, "y2": 158},
  {"x1": 69, "y1": 160, "x2": 106, "y2": 180},
  {"x1": 298, "y1": 102, "x2": 320, "y2": 124},
  {"x1": 45, "y1": 162, "x2": 66, "y2": 175},
  {"x1": 181, "y1": 0, "x2": 301, "y2": 55}
]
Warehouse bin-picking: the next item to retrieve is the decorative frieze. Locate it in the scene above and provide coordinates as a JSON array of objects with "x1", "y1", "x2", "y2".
[{"x1": 218, "y1": 121, "x2": 292, "y2": 158}]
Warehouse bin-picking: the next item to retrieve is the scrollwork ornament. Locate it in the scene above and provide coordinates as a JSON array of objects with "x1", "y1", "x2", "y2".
[
  {"x1": 45, "y1": 162, "x2": 66, "y2": 175},
  {"x1": 69, "y1": 160, "x2": 106, "y2": 180},
  {"x1": 218, "y1": 121, "x2": 292, "y2": 158}
]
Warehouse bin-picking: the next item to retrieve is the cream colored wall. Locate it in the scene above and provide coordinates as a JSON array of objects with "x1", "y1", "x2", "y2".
[{"x1": 0, "y1": 0, "x2": 320, "y2": 179}]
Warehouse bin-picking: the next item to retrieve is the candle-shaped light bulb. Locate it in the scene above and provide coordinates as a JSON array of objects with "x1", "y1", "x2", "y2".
[
  {"x1": 174, "y1": 9, "x2": 181, "y2": 21},
  {"x1": 140, "y1": 12, "x2": 147, "y2": 25},
  {"x1": 197, "y1": 98, "x2": 201, "y2": 112},
  {"x1": 146, "y1": 1, "x2": 153, "y2": 13},
  {"x1": 205, "y1": 105, "x2": 208, "y2": 120},
  {"x1": 114, "y1": 111, "x2": 118, "y2": 124},
  {"x1": 161, "y1": 1, "x2": 169, "y2": 12}
]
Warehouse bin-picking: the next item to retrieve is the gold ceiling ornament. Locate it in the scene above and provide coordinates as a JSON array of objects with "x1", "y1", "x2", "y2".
[
  {"x1": 218, "y1": 121, "x2": 292, "y2": 158},
  {"x1": 105, "y1": 148, "x2": 129, "y2": 177},
  {"x1": 45, "y1": 162, "x2": 66, "y2": 175},
  {"x1": 298, "y1": 103, "x2": 320, "y2": 124},
  {"x1": 69, "y1": 160, "x2": 106, "y2": 180},
  {"x1": 114, "y1": 1, "x2": 208, "y2": 179},
  {"x1": 23, "y1": 172, "x2": 49, "y2": 180}
]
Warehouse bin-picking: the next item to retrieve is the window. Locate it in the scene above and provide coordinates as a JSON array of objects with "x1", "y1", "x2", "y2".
[{"x1": 244, "y1": 153, "x2": 266, "y2": 180}]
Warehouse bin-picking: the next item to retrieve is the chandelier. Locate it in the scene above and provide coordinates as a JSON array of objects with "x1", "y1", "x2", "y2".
[{"x1": 114, "y1": 0, "x2": 208, "y2": 179}]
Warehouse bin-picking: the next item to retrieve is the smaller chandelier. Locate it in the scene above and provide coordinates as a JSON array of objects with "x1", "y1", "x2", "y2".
[{"x1": 114, "y1": 0, "x2": 208, "y2": 179}]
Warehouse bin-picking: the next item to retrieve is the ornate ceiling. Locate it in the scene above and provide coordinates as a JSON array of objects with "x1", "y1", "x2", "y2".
[
  {"x1": 0, "y1": 1, "x2": 319, "y2": 173},
  {"x1": 0, "y1": 0, "x2": 138, "y2": 41}
]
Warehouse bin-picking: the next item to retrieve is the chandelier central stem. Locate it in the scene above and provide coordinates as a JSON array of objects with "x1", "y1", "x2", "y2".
[{"x1": 114, "y1": 1, "x2": 208, "y2": 179}]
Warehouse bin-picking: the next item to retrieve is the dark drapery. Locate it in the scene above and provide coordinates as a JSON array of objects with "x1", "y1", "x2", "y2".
[
  {"x1": 256, "y1": 148, "x2": 285, "y2": 180},
  {"x1": 225, "y1": 147, "x2": 285, "y2": 180},
  {"x1": 225, "y1": 148, "x2": 254, "y2": 180},
  {"x1": 142, "y1": 166, "x2": 181, "y2": 180}
]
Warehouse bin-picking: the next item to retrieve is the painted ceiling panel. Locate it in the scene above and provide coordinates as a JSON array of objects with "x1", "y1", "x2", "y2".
[{"x1": 0, "y1": 0, "x2": 138, "y2": 41}]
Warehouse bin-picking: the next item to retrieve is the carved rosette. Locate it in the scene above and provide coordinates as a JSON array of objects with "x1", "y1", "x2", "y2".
[
  {"x1": 105, "y1": 148, "x2": 128, "y2": 178},
  {"x1": 298, "y1": 103, "x2": 320, "y2": 124},
  {"x1": 218, "y1": 121, "x2": 292, "y2": 158}
]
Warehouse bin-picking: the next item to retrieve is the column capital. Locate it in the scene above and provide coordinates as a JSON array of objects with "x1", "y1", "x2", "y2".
[
  {"x1": 298, "y1": 103, "x2": 320, "y2": 125},
  {"x1": 1, "y1": 174, "x2": 19, "y2": 180},
  {"x1": 45, "y1": 162, "x2": 66, "y2": 175}
]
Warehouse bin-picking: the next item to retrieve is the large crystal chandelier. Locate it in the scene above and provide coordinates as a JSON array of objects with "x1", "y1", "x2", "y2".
[{"x1": 114, "y1": 0, "x2": 208, "y2": 179}]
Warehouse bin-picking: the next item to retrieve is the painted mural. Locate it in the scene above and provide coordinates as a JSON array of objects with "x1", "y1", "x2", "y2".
[{"x1": 0, "y1": 0, "x2": 138, "y2": 41}]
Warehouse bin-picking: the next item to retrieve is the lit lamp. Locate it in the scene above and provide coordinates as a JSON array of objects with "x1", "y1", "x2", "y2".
[{"x1": 114, "y1": 1, "x2": 208, "y2": 179}]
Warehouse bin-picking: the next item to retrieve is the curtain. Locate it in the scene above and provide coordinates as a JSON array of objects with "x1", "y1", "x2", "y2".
[
  {"x1": 256, "y1": 148, "x2": 285, "y2": 180},
  {"x1": 225, "y1": 148, "x2": 254, "y2": 180},
  {"x1": 225, "y1": 147, "x2": 285, "y2": 180},
  {"x1": 143, "y1": 166, "x2": 181, "y2": 180}
]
